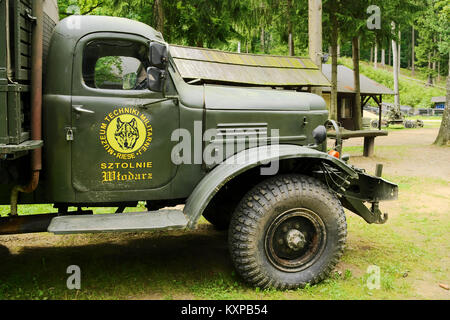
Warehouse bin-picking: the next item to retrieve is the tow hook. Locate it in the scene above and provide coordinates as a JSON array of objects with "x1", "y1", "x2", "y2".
[{"x1": 371, "y1": 202, "x2": 389, "y2": 224}]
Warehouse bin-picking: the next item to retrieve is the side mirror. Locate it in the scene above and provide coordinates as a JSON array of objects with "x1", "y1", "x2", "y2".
[
  {"x1": 147, "y1": 67, "x2": 166, "y2": 93},
  {"x1": 149, "y1": 42, "x2": 168, "y2": 69}
]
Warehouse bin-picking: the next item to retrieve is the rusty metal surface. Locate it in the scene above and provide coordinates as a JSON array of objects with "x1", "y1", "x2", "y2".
[
  {"x1": 30, "y1": 0, "x2": 44, "y2": 172},
  {"x1": 0, "y1": 140, "x2": 43, "y2": 154},
  {"x1": 321, "y1": 64, "x2": 394, "y2": 95},
  {"x1": 170, "y1": 45, "x2": 331, "y2": 87},
  {"x1": 0, "y1": 214, "x2": 58, "y2": 235}
]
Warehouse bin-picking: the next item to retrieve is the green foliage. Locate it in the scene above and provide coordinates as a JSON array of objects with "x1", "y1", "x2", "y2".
[
  {"x1": 339, "y1": 57, "x2": 446, "y2": 108},
  {"x1": 94, "y1": 56, "x2": 123, "y2": 88},
  {"x1": 56, "y1": 0, "x2": 448, "y2": 88}
]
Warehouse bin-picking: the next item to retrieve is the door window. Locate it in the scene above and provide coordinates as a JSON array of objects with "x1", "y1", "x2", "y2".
[{"x1": 82, "y1": 40, "x2": 149, "y2": 91}]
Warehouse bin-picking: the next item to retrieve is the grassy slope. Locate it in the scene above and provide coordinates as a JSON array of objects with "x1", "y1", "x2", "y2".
[{"x1": 338, "y1": 57, "x2": 446, "y2": 109}]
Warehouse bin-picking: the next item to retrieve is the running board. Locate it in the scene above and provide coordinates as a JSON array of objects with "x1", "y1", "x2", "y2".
[{"x1": 47, "y1": 210, "x2": 188, "y2": 235}]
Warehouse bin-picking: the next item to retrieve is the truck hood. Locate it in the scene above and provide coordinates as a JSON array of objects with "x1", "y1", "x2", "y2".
[{"x1": 204, "y1": 85, "x2": 327, "y2": 111}]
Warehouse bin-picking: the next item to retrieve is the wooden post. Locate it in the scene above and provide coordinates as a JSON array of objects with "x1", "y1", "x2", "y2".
[
  {"x1": 329, "y1": 5, "x2": 338, "y2": 121},
  {"x1": 363, "y1": 137, "x2": 375, "y2": 157},
  {"x1": 352, "y1": 36, "x2": 362, "y2": 130},
  {"x1": 379, "y1": 95, "x2": 383, "y2": 130},
  {"x1": 309, "y1": 0, "x2": 323, "y2": 74}
]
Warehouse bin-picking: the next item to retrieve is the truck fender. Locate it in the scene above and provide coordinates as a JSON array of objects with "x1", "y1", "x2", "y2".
[{"x1": 183, "y1": 144, "x2": 357, "y2": 228}]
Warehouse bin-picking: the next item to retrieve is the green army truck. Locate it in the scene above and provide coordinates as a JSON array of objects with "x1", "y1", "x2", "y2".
[{"x1": 0, "y1": 0, "x2": 398, "y2": 289}]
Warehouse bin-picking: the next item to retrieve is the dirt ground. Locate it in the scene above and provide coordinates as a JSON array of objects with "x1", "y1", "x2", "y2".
[
  {"x1": 343, "y1": 127, "x2": 449, "y2": 299},
  {"x1": 339, "y1": 127, "x2": 450, "y2": 179},
  {"x1": 0, "y1": 127, "x2": 448, "y2": 300}
]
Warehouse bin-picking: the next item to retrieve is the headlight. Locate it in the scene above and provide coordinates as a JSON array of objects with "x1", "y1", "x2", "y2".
[{"x1": 312, "y1": 125, "x2": 327, "y2": 144}]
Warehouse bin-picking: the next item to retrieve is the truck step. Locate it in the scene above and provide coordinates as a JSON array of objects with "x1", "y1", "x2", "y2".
[{"x1": 47, "y1": 210, "x2": 188, "y2": 235}]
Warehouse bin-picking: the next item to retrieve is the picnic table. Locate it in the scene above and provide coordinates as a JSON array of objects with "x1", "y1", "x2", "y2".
[{"x1": 327, "y1": 129, "x2": 388, "y2": 157}]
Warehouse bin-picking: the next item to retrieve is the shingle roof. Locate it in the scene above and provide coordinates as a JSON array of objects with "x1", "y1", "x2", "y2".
[
  {"x1": 321, "y1": 64, "x2": 394, "y2": 95},
  {"x1": 169, "y1": 45, "x2": 331, "y2": 87}
]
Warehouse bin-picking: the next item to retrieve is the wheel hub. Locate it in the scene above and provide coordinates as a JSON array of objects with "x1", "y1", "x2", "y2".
[
  {"x1": 265, "y1": 208, "x2": 327, "y2": 272},
  {"x1": 285, "y1": 229, "x2": 306, "y2": 251}
]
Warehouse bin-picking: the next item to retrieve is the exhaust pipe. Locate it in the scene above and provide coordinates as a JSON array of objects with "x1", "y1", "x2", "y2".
[{"x1": 10, "y1": 0, "x2": 44, "y2": 216}]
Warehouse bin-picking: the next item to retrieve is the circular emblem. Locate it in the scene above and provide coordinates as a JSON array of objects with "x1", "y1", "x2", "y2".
[{"x1": 100, "y1": 108, "x2": 153, "y2": 160}]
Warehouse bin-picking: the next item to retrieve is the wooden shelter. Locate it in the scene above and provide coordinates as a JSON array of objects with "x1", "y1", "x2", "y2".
[{"x1": 321, "y1": 64, "x2": 394, "y2": 130}]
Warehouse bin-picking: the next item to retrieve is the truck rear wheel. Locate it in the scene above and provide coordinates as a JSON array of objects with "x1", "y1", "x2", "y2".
[{"x1": 228, "y1": 174, "x2": 347, "y2": 289}]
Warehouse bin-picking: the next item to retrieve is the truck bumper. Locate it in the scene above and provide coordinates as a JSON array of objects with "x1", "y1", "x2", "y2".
[{"x1": 340, "y1": 169, "x2": 398, "y2": 224}]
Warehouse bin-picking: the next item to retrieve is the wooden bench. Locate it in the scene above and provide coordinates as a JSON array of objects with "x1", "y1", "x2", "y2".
[{"x1": 327, "y1": 129, "x2": 388, "y2": 157}]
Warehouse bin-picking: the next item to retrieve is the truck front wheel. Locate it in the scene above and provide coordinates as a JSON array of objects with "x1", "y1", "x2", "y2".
[{"x1": 228, "y1": 174, "x2": 347, "y2": 289}]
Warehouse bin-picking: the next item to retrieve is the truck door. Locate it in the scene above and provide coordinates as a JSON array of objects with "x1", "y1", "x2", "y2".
[{"x1": 70, "y1": 33, "x2": 179, "y2": 194}]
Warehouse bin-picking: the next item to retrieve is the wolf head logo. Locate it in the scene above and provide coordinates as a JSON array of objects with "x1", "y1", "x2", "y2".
[{"x1": 114, "y1": 117, "x2": 139, "y2": 151}]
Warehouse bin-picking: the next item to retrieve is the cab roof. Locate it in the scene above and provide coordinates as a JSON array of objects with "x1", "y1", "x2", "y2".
[{"x1": 55, "y1": 15, "x2": 164, "y2": 43}]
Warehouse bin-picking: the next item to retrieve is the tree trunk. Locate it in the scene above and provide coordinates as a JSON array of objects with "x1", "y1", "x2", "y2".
[
  {"x1": 438, "y1": 60, "x2": 441, "y2": 83},
  {"x1": 261, "y1": 27, "x2": 265, "y2": 53},
  {"x1": 289, "y1": 33, "x2": 294, "y2": 56},
  {"x1": 381, "y1": 48, "x2": 385, "y2": 66},
  {"x1": 427, "y1": 52, "x2": 433, "y2": 85},
  {"x1": 374, "y1": 43, "x2": 378, "y2": 69},
  {"x1": 411, "y1": 26, "x2": 415, "y2": 76},
  {"x1": 434, "y1": 76, "x2": 450, "y2": 146},
  {"x1": 352, "y1": 36, "x2": 362, "y2": 130},
  {"x1": 388, "y1": 43, "x2": 391, "y2": 66},
  {"x1": 154, "y1": 0, "x2": 164, "y2": 34},
  {"x1": 329, "y1": 8, "x2": 338, "y2": 121},
  {"x1": 287, "y1": 0, "x2": 294, "y2": 56},
  {"x1": 437, "y1": 35, "x2": 441, "y2": 83},
  {"x1": 370, "y1": 46, "x2": 373, "y2": 63},
  {"x1": 392, "y1": 38, "x2": 400, "y2": 108}
]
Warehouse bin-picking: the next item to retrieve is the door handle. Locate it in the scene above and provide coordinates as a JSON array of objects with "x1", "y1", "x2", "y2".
[{"x1": 72, "y1": 105, "x2": 95, "y2": 114}]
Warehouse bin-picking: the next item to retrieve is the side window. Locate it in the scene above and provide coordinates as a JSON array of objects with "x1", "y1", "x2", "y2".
[{"x1": 83, "y1": 40, "x2": 149, "y2": 90}]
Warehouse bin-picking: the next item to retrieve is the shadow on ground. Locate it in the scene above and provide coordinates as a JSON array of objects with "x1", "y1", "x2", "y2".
[{"x1": 0, "y1": 225, "x2": 235, "y2": 299}]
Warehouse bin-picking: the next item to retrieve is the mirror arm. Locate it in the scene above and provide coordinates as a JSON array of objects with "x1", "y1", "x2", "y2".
[
  {"x1": 139, "y1": 96, "x2": 179, "y2": 110},
  {"x1": 161, "y1": 70, "x2": 167, "y2": 97}
]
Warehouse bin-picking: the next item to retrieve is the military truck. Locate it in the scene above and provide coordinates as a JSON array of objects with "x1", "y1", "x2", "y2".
[{"x1": 0, "y1": 0, "x2": 398, "y2": 289}]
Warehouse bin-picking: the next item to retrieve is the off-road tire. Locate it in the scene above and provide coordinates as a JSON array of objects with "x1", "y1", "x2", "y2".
[{"x1": 228, "y1": 174, "x2": 347, "y2": 290}]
